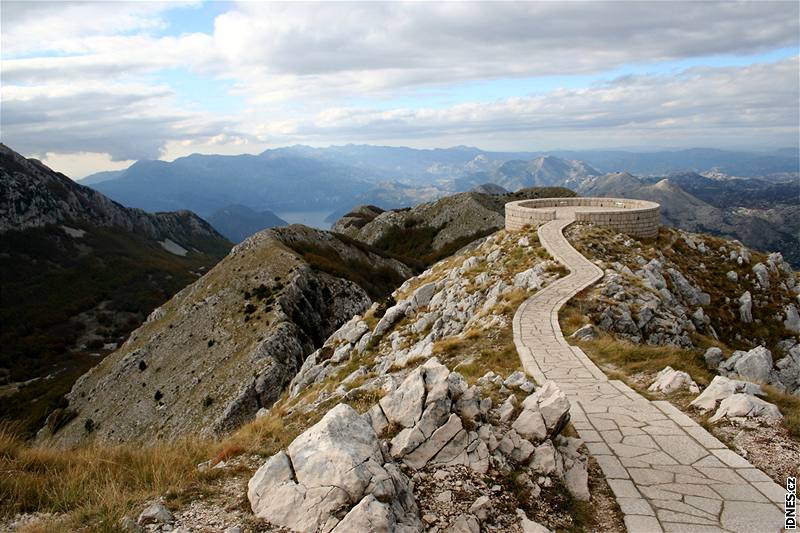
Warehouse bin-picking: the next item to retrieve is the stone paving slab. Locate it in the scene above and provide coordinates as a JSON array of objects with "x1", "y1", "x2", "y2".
[{"x1": 510, "y1": 212, "x2": 785, "y2": 532}]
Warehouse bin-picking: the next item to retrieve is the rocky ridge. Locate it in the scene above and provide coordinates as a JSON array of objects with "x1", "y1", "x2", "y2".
[
  {"x1": 566, "y1": 224, "x2": 799, "y2": 351},
  {"x1": 40, "y1": 226, "x2": 412, "y2": 446},
  {"x1": 332, "y1": 188, "x2": 575, "y2": 263}
]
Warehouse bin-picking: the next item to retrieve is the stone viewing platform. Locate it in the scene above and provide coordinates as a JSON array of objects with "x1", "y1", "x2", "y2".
[{"x1": 505, "y1": 197, "x2": 660, "y2": 238}]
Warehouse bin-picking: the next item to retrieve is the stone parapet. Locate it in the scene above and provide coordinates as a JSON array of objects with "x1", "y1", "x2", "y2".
[{"x1": 504, "y1": 197, "x2": 660, "y2": 238}]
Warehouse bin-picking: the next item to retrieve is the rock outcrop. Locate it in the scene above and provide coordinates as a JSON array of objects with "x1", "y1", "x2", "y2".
[
  {"x1": 40, "y1": 226, "x2": 412, "y2": 446},
  {"x1": 249, "y1": 359, "x2": 586, "y2": 532}
]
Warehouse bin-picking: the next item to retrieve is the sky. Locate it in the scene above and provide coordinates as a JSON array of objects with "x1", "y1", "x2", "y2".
[{"x1": 1, "y1": 1, "x2": 799, "y2": 178}]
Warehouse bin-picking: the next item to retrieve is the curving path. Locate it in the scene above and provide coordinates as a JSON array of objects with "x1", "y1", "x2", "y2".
[{"x1": 512, "y1": 210, "x2": 786, "y2": 533}]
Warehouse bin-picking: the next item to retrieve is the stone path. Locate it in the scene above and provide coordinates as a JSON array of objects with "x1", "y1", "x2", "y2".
[{"x1": 512, "y1": 213, "x2": 786, "y2": 533}]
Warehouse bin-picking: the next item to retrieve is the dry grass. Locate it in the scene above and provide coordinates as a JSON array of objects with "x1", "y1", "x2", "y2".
[
  {"x1": 763, "y1": 385, "x2": 800, "y2": 438},
  {"x1": 0, "y1": 425, "x2": 214, "y2": 531},
  {"x1": 577, "y1": 333, "x2": 715, "y2": 388}
]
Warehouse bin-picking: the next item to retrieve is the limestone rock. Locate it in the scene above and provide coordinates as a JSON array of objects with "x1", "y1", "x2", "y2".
[
  {"x1": 724, "y1": 346, "x2": 773, "y2": 384},
  {"x1": 738, "y1": 291, "x2": 752, "y2": 323},
  {"x1": 784, "y1": 304, "x2": 800, "y2": 334},
  {"x1": 247, "y1": 404, "x2": 420, "y2": 532},
  {"x1": 504, "y1": 371, "x2": 535, "y2": 393},
  {"x1": 648, "y1": 366, "x2": 699, "y2": 394},
  {"x1": 690, "y1": 375, "x2": 765, "y2": 412},
  {"x1": 776, "y1": 345, "x2": 800, "y2": 395},
  {"x1": 448, "y1": 514, "x2": 480, "y2": 533},
  {"x1": 137, "y1": 502, "x2": 173, "y2": 526},
  {"x1": 704, "y1": 347, "x2": 724, "y2": 369},
  {"x1": 526, "y1": 381, "x2": 570, "y2": 435},
  {"x1": 709, "y1": 393, "x2": 783, "y2": 423},
  {"x1": 752, "y1": 263, "x2": 770, "y2": 288},
  {"x1": 569, "y1": 324, "x2": 596, "y2": 341}
]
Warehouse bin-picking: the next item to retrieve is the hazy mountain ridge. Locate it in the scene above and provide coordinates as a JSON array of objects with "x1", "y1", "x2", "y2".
[
  {"x1": 577, "y1": 173, "x2": 800, "y2": 267},
  {"x1": 80, "y1": 145, "x2": 797, "y2": 226},
  {"x1": 207, "y1": 204, "x2": 288, "y2": 243}
]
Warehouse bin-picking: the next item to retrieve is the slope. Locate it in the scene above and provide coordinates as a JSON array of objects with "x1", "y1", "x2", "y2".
[{"x1": 0, "y1": 144, "x2": 232, "y2": 435}]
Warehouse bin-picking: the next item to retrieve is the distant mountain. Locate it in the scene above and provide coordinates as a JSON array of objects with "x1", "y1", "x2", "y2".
[
  {"x1": 207, "y1": 204, "x2": 288, "y2": 242},
  {"x1": 79, "y1": 169, "x2": 125, "y2": 185},
  {"x1": 457, "y1": 156, "x2": 600, "y2": 191},
  {"x1": 647, "y1": 172, "x2": 800, "y2": 210},
  {"x1": 84, "y1": 145, "x2": 798, "y2": 221},
  {"x1": 0, "y1": 143, "x2": 231, "y2": 435},
  {"x1": 91, "y1": 153, "x2": 376, "y2": 217},
  {"x1": 546, "y1": 148, "x2": 799, "y2": 177},
  {"x1": 577, "y1": 172, "x2": 800, "y2": 267}
]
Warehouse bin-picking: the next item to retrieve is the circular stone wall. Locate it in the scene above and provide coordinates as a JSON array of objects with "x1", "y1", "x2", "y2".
[{"x1": 504, "y1": 197, "x2": 660, "y2": 238}]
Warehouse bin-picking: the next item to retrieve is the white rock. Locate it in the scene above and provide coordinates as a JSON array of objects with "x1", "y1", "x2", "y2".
[
  {"x1": 248, "y1": 404, "x2": 420, "y2": 532},
  {"x1": 647, "y1": 366, "x2": 700, "y2": 394},
  {"x1": 513, "y1": 268, "x2": 542, "y2": 291},
  {"x1": 752, "y1": 263, "x2": 770, "y2": 288},
  {"x1": 569, "y1": 324, "x2": 596, "y2": 341},
  {"x1": 137, "y1": 503, "x2": 173, "y2": 525},
  {"x1": 448, "y1": 514, "x2": 480, "y2": 533},
  {"x1": 726, "y1": 270, "x2": 738, "y2": 282},
  {"x1": 732, "y1": 346, "x2": 773, "y2": 383},
  {"x1": 689, "y1": 375, "x2": 765, "y2": 412},
  {"x1": 784, "y1": 304, "x2": 800, "y2": 334},
  {"x1": 738, "y1": 291, "x2": 753, "y2": 323},
  {"x1": 709, "y1": 393, "x2": 783, "y2": 422}
]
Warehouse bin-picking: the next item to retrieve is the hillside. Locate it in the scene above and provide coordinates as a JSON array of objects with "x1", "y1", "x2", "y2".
[
  {"x1": 40, "y1": 225, "x2": 412, "y2": 446},
  {"x1": 0, "y1": 144, "x2": 232, "y2": 435},
  {"x1": 576, "y1": 173, "x2": 800, "y2": 266},
  {"x1": 5, "y1": 209, "x2": 798, "y2": 532},
  {"x1": 332, "y1": 187, "x2": 576, "y2": 265},
  {"x1": 207, "y1": 204, "x2": 288, "y2": 243}
]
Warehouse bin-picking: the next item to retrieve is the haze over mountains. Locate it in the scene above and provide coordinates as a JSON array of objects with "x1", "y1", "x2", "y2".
[{"x1": 81, "y1": 144, "x2": 800, "y2": 265}]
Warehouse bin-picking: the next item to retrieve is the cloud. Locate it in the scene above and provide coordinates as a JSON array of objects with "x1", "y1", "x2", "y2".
[
  {"x1": 1, "y1": 83, "x2": 240, "y2": 161},
  {"x1": 0, "y1": 0, "x2": 798, "y2": 169},
  {"x1": 253, "y1": 59, "x2": 799, "y2": 149},
  {"x1": 210, "y1": 1, "x2": 800, "y2": 102}
]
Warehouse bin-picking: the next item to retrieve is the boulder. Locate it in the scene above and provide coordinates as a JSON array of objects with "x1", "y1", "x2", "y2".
[
  {"x1": 247, "y1": 404, "x2": 420, "y2": 532},
  {"x1": 784, "y1": 304, "x2": 800, "y2": 334},
  {"x1": 704, "y1": 347, "x2": 724, "y2": 369},
  {"x1": 732, "y1": 346, "x2": 773, "y2": 383},
  {"x1": 526, "y1": 381, "x2": 570, "y2": 435},
  {"x1": 570, "y1": 324, "x2": 596, "y2": 341},
  {"x1": 738, "y1": 291, "x2": 752, "y2": 323},
  {"x1": 726, "y1": 271, "x2": 738, "y2": 282},
  {"x1": 137, "y1": 502, "x2": 173, "y2": 526},
  {"x1": 689, "y1": 375, "x2": 765, "y2": 412},
  {"x1": 709, "y1": 393, "x2": 783, "y2": 423},
  {"x1": 752, "y1": 263, "x2": 770, "y2": 288},
  {"x1": 410, "y1": 282, "x2": 437, "y2": 310},
  {"x1": 513, "y1": 268, "x2": 542, "y2": 291},
  {"x1": 647, "y1": 366, "x2": 699, "y2": 394},
  {"x1": 776, "y1": 345, "x2": 800, "y2": 394}
]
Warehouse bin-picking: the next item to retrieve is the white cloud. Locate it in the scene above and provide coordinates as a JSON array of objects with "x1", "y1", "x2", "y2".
[
  {"x1": 1, "y1": 82, "x2": 240, "y2": 161},
  {"x1": 250, "y1": 59, "x2": 799, "y2": 150},
  {"x1": 0, "y1": 0, "x2": 798, "y2": 172}
]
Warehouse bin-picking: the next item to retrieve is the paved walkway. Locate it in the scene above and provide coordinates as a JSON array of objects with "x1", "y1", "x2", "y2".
[{"x1": 512, "y1": 212, "x2": 786, "y2": 533}]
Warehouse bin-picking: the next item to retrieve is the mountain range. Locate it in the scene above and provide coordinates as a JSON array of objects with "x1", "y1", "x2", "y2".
[
  {"x1": 0, "y1": 144, "x2": 232, "y2": 434},
  {"x1": 80, "y1": 144, "x2": 799, "y2": 265}
]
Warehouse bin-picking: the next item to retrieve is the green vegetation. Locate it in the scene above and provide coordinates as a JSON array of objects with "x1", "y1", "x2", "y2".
[{"x1": 0, "y1": 222, "x2": 230, "y2": 436}]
